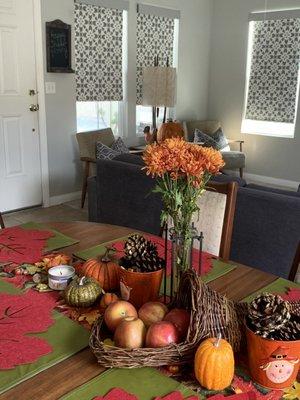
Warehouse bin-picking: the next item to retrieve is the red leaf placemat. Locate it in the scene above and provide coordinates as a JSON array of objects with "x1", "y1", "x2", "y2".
[
  {"x1": 112, "y1": 234, "x2": 212, "y2": 276},
  {"x1": 0, "y1": 289, "x2": 56, "y2": 369},
  {"x1": 92, "y1": 389, "x2": 198, "y2": 400},
  {"x1": 0, "y1": 227, "x2": 54, "y2": 264},
  {"x1": 281, "y1": 288, "x2": 300, "y2": 301}
]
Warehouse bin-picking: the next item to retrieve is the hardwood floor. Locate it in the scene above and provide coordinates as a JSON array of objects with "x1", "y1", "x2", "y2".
[{"x1": 2, "y1": 199, "x2": 88, "y2": 227}]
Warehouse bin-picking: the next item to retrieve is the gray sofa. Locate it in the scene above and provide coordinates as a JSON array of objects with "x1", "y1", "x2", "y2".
[{"x1": 88, "y1": 154, "x2": 300, "y2": 280}]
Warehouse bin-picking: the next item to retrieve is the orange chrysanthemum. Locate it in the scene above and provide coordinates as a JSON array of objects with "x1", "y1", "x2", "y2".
[{"x1": 142, "y1": 137, "x2": 225, "y2": 180}]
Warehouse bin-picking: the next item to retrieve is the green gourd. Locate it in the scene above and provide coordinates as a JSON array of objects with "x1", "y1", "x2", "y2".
[{"x1": 64, "y1": 276, "x2": 103, "y2": 307}]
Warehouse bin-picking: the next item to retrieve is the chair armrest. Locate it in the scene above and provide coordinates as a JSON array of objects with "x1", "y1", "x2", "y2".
[
  {"x1": 80, "y1": 157, "x2": 96, "y2": 163},
  {"x1": 227, "y1": 139, "x2": 244, "y2": 152}
]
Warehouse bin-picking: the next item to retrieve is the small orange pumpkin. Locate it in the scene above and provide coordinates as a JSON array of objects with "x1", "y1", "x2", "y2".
[
  {"x1": 194, "y1": 334, "x2": 234, "y2": 390},
  {"x1": 157, "y1": 121, "x2": 184, "y2": 144},
  {"x1": 99, "y1": 293, "x2": 119, "y2": 311},
  {"x1": 81, "y1": 248, "x2": 120, "y2": 292}
]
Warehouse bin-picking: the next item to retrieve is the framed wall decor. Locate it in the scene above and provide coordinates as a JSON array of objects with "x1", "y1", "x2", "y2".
[{"x1": 46, "y1": 19, "x2": 74, "y2": 73}]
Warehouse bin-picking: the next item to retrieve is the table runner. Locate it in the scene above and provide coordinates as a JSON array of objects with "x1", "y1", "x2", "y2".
[
  {"x1": 74, "y1": 235, "x2": 236, "y2": 283},
  {"x1": 242, "y1": 277, "x2": 300, "y2": 303},
  {"x1": 60, "y1": 368, "x2": 200, "y2": 400},
  {"x1": 22, "y1": 222, "x2": 79, "y2": 252},
  {"x1": 0, "y1": 280, "x2": 90, "y2": 395}
]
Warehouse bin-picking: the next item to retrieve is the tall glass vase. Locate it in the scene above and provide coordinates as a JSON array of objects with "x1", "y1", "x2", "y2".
[{"x1": 169, "y1": 225, "x2": 198, "y2": 299}]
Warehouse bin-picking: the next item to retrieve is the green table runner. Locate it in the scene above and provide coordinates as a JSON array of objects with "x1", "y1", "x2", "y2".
[
  {"x1": 73, "y1": 234, "x2": 136, "y2": 260},
  {"x1": 22, "y1": 222, "x2": 79, "y2": 252},
  {"x1": 0, "y1": 280, "x2": 90, "y2": 395},
  {"x1": 60, "y1": 367, "x2": 200, "y2": 400},
  {"x1": 242, "y1": 277, "x2": 300, "y2": 303}
]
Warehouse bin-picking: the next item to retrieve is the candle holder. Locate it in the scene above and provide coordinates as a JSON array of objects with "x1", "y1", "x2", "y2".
[{"x1": 48, "y1": 265, "x2": 75, "y2": 290}]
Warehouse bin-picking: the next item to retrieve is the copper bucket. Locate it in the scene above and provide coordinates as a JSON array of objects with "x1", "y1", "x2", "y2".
[{"x1": 246, "y1": 324, "x2": 300, "y2": 390}]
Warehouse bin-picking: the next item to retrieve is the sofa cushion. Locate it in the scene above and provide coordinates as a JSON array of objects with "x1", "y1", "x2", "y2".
[
  {"x1": 221, "y1": 151, "x2": 245, "y2": 169},
  {"x1": 194, "y1": 128, "x2": 229, "y2": 151},
  {"x1": 210, "y1": 174, "x2": 247, "y2": 187},
  {"x1": 114, "y1": 153, "x2": 144, "y2": 166},
  {"x1": 246, "y1": 184, "x2": 300, "y2": 198},
  {"x1": 194, "y1": 129, "x2": 217, "y2": 147}
]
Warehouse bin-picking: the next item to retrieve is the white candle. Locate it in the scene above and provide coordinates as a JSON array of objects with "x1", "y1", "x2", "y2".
[{"x1": 48, "y1": 265, "x2": 75, "y2": 291}]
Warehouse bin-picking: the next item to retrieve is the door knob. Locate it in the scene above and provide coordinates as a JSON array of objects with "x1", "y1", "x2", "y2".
[{"x1": 29, "y1": 104, "x2": 39, "y2": 112}]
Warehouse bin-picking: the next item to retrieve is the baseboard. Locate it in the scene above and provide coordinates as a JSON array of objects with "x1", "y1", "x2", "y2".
[
  {"x1": 244, "y1": 173, "x2": 299, "y2": 191},
  {"x1": 49, "y1": 191, "x2": 81, "y2": 206}
]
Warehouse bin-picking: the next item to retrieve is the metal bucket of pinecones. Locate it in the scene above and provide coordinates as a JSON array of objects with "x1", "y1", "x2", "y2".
[{"x1": 89, "y1": 235, "x2": 300, "y2": 369}]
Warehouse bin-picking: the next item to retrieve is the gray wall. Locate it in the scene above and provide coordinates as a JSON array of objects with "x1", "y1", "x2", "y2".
[
  {"x1": 208, "y1": 0, "x2": 300, "y2": 183},
  {"x1": 41, "y1": 0, "x2": 213, "y2": 198}
]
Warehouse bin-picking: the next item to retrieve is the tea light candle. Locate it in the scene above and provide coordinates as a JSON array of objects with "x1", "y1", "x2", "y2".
[{"x1": 48, "y1": 265, "x2": 75, "y2": 291}]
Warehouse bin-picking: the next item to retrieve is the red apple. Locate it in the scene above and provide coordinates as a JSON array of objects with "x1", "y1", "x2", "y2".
[
  {"x1": 164, "y1": 308, "x2": 190, "y2": 340},
  {"x1": 138, "y1": 302, "x2": 169, "y2": 327},
  {"x1": 114, "y1": 316, "x2": 146, "y2": 349},
  {"x1": 104, "y1": 300, "x2": 138, "y2": 332},
  {"x1": 145, "y1": 321, "x2": 180, "y2": 348}
]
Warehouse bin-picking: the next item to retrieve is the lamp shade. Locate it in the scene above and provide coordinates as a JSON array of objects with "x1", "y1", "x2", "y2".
[{"x1": 142, "y1": 66, "x2": 177, "y2": 108}]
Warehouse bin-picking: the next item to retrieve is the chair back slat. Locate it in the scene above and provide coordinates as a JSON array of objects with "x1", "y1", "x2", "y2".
[{"x1": 0, "y1": 212, "x2": 5, "y2": 229}]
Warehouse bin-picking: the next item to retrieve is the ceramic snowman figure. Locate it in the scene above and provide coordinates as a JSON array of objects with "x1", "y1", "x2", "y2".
[{"x1": 260, "y1": 347, "x2": 299, "y2": 385}]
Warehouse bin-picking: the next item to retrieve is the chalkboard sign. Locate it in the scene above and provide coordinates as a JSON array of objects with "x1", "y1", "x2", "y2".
[{"x1": 46, "y1": 20, "x2": 74, "y2": 73}]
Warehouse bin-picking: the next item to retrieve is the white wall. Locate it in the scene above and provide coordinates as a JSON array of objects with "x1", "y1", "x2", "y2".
[
  {"x1": 41, "y1": 0, "x2": 213, "y2": 198},
  {"x1": 208, "y1": 0, "x2": 300, "y2": 184}
]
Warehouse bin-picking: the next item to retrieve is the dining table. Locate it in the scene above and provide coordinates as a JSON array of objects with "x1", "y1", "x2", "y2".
[{"x1": 0, "y1": 221, "x2": 283, "y2": 400}]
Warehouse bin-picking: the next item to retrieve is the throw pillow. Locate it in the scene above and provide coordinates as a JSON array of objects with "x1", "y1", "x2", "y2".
[
  {"x1": 111, "y1": 137, "x2": 130, "y2": 154},
  {"x1": 96, "y1": 142, "x2": 119, "y2": 160},
  {"x1": 194, "y1": 129, "x2": 217, "y2": 148},
  {"x1": 211, "y1": 128, "x2": 229, "y2": 151}
]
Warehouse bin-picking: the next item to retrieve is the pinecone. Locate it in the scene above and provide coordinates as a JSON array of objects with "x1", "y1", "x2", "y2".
[
  {"x1": 267, "y1": 314, "x2": 300, "y2": 341},
  {"x1": 120, "y1": 234, "x2": 165, "y2": 273},
  {"x1": 248, "y1": 293, "x2": 291, "y2": 338}
]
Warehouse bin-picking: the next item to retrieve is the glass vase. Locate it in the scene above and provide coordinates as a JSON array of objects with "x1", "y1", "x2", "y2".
[{"x1": 169, "y1": 225, "x2": 198, "y2": 298}]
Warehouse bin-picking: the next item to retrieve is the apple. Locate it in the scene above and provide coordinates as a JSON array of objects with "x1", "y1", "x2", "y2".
[
  {"x1": 164, "y1": 308, "x2": 190, "y2": 340},
  {"x1": 138, "y1": 302, "x2": 169, "y2": 327},
  {"x1": 114, "y1": 317, "x2": 146, "y2": 349},
  {"x1": 145, "y1": 321, "x2": 180, "y2": 348},
  {"x1": 104, "y1": 300, "x2": 138, "y2": 332}
]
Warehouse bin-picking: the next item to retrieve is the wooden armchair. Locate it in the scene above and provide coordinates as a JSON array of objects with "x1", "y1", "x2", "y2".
[
  {"x1": 76, "y1": 128, "x2": 115, "y2": 208},
  {"x1": 289, "y1": 242, "x2": 300, "y2": 282},
  {"x1": 183, "y1": 120, "x2": 245, "y2": 178},
  {"x1": 0, "y1": 212, "x2": 5, "y2": 229}
]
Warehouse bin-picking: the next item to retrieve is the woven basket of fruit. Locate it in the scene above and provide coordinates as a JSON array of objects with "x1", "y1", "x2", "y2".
[{"x1": 89, "y1": 267, "x2": 243, "y2": 368}]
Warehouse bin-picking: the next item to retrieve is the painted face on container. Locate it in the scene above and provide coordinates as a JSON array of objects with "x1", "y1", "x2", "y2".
[{"x1": 263, "y1": 360, "x2": 296, "y2": 383}]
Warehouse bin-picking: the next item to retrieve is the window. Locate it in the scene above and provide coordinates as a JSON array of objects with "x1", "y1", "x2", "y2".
[
  {"x1": 242, "y1": 11, "x2": 300, "y2": 137},
  {"x1": 136, "y1": 5, "x2": 179, "y2": 134},
  {"x1": 76, "y1": 101, "x2": 122, "y2": 135}
]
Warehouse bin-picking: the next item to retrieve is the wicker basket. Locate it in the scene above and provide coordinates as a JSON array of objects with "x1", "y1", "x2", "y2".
[{"x1": 90, "y1": 269, "x2": 243, "y2": 368}]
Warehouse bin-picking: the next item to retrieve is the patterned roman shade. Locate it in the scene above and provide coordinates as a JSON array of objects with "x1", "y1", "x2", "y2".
[
  {"x1": 245, "y1": 18, "x2": 300, "y2": 123},
  {"x1": 136, "y1": 5, "x2": 178, "y2": 105},
  {"x1": 75, "y1": 1, "x2": 124, "y2": 102}
]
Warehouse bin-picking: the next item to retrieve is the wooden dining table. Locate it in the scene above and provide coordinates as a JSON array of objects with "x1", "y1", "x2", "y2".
[{"x1": 0, "y1": 221, "x2": 280, "y2": 400}]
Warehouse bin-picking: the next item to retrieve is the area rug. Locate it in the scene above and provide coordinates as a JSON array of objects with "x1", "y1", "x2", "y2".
[
  {"x1": 0, "y1": 279, "x2": 90, "y2": 395},
  {"x1": 242, "y1": 278, "x2": 300, "y2": 303},
  {"x1": 22, "y1": 222, "x2": 79, "y2": 252},
  {"x1": 59, "y1": 368, "x2": 200, "y2": 400}
]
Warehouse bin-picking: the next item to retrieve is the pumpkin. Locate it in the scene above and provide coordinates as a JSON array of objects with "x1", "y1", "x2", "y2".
[
  {"x1": 81, "y1": 248, "x2": 120, "y2": 292},
  {"x1": 99, "y1": 293, "x2": 119, "y2": 311},
  {"x1": 194, "y1": 334, "x2": 234, "y2": 390},
  {"x1": 157, "y1": 121, "x2": 184, "y2": 144},
  {"x1": 64, "y1": 276, "x2": 102, "y2": 307}
]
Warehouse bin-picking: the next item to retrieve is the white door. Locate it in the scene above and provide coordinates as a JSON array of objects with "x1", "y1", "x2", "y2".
[{"x1": 0, "y1": 0, "x2": 42, "y2": 212}]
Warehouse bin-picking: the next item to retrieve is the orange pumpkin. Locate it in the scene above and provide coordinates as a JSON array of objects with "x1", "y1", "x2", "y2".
[
  {"x1": 194, "y1": 334, "x2": 234, "y2": 390},
  {"x1": 157, "y1": 121, "x2": 184, "y2": 144},
  {"x1": 81, "y1": 248, "x2": 120, "y2": 292},
  {"x1": 99, "y1": 293, "x2": 119, "y2": 311}
]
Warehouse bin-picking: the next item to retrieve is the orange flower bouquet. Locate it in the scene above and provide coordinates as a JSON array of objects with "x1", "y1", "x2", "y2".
[{"x1": 143, "y1": 138, "x2": 225, "y2": 290}]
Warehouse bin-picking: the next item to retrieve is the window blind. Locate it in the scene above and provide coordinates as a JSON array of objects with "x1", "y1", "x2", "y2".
[
  {"x1": 245, "y1": 17, "x2": 300, "y2": 124},
  {"x1": 136, "y1": 4, "x2": 179, "y2": 105},
  {"x1": 75, "y1": 1, "x2": 124, "y2": 102}
]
